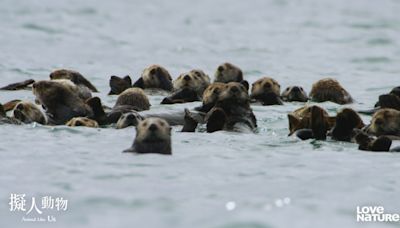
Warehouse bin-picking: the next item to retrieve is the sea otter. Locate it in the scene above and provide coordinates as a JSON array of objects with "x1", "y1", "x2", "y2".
[
  {"x1": 214, "y1": 62, "x2": 243, "y2": 83},
  {"x1": 123, "y1": 117, "x2": 172, "y2": 155},
  {"x1": 183, "y1": 82, "x2": 256, "y2": 133},
  {"x1": 365, "y1": 108, "x2": 400, "y2": 137},
  {"x1": 194, "y1": 82, "x2": 227, "y2": 112},
  {"x1": 161, "y1": 69, "x2": 210, "y2": 104},
  {"x1": 32, "y1": 80, "x2": 92, "y2": 125},
  {"x1": 132, "y1": 65, "x2": 173, "y2": 91},
  {"x1": 281, "y1": 86, "x2": 308, "y2": 102},
  {"x1": 106, "y1": 88, "x2": 151, "y2": 123},
  {"x1": 250, "y1": 77, "x2": 283, "y2": 105},
  {"x1": 49, "y1": 69, "x2": 98, "y2": 92},
  {"x1": 12, "y1": 101, "x2": 47, "y2": 125},
  {"x1": 309, "y1": 78, "x2": 353, "y2": 104},
  {"x1": 66, "y1": 117, "x2": 99, "y2": 128}
]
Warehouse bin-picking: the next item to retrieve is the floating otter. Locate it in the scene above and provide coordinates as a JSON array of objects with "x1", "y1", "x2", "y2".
[
  {"x1": 132, "y1": 65, "x2": 173, "y2": 91},
  {"x1": 106, "y1": 88, "x2": 151, "y2": 123},
  {"x1": 184, "y1": 82, "x2": 256, "y2": 133},
  {"x1": 161, "y1": 70, "x2": 210, "y2": 104},
  {"x1": 374, "y1": 86, "x2": 400, "y2": 110},
  {"x1": 116, "y1": 112, "x2": 144, "y2": 129},
  {"x1": 49, "y1": 69, "x2": 98, "y2": 92},
  {"x1": 0, "y1": 79, "x2": 35, "y2": 91},
  {"x1": 214, "y1": 62, "x2": 243, "y2": 83},
  {"x1": 250, "y1": 77, "x2": 283, "y2": 105},
  {"x1": 288, "y1": 105, "x2": 336, "y2": 140},
  {"x1": 365, "y1": 108, "x2": 400, "y2": 137},
  {"x1": 66, "y1": 117, "x2": 99, "y2": 128},
  {"x1": 123, "y1": 117, "x2": 172, "y2": 155},
  {"x1": 330, "y1": 108, "x2": 365, "y2": 142},
  {"x1": 281, "y1": 86, "x2": 308, "y2": 102},
  {"x1": 309, "y1": 78, "x2": 353, "y2": 104},
  {"x1": 32, "y1": 80, "x2": 92, "y2": 125},
  {"x1": 12, "y1": 101, "x2": 47, "y2": 125},
  {"x1": 108, "y1": 75, "x2": 132, "y2": 95},
  {"x1": 355, "y1": 131, "x2": 393, "y2": 152}
]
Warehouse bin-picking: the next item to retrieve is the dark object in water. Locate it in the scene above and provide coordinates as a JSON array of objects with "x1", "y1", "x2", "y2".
[{"x1": 0, "y1": 79, "x2": 35, "y2": 90}]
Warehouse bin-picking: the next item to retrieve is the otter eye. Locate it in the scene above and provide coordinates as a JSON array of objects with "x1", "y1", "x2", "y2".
[
  {"x1": 300, "y1": 87, "x2": 304, "y2": 91},
  {"x1": 142, "y1": 122, "x2": 148, "y2": 127},
  {"x1": 194, "y1": 72, "x2": 201, "y2": 77},
  {"x1": 213, "y1": 89, "x2": 219, "y2": 94},
  {"x1": 150, "y1": 69, "x2": 156, "y2": 75},
  {"x1": 285, "y1": 88, "x2": 289, "y2": 91},
  {"x1": 159, "y1": 121, "x2": 165, "y2": 126}
]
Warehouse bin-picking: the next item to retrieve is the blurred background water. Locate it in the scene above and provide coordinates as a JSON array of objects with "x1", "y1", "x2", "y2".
[{"x1": 0, "y1": 0, "x2": 400, "y2": 227}]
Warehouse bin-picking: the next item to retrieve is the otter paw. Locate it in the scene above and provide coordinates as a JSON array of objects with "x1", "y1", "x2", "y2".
[
  {"x1": 181, "y1": 109, "x2": 199, "y2": 132},
  {"x1": 206, "y1": 108, "x2": 226, "y2": 133}
]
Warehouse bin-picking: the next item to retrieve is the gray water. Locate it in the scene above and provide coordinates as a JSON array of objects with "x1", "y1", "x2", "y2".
[{"x1": 1, "y1": 0, "x2": 400, "y2": 227}]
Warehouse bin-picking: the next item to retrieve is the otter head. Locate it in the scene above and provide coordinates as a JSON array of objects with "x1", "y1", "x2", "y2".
[
  {"x1": 366, "y1": 109, "x2": 400, "y2": 136},
  {"x1": 12, "y1": 101, "x2": 46, "y2": 125},
  {"x1": 140, "y1": 65, "x2": 173, "y2": 91},
  {"x1": 281, "y1": 86, "x2": 308, "y2": 102},
  {"x1": 116, "y1": 112, "x2": 144, "y2": 129},
  {"x1": 174, "y1": 71, "x2": 207, "y2": 92},
  {"x1": 218, "y1": 81, "x2": 249, "y2": 103},
  {"x1": 309, "y1": 78, "x2": 353, "y2": 104},
  {"x1": 124, "y1": 118, "x2": 172, "y2": 155},
  {"x1": 250, "y1": 77, "x2": 282, "y2": 105},
  {"x1": 214, "y1": 63, "x2": 243, "y2": 83},
  {"x1": 66, "y1": 117, "x2": 99, "y2": 128},
  {"x1": 115, "y1": 88, "x2": 150, "y2": 111}
]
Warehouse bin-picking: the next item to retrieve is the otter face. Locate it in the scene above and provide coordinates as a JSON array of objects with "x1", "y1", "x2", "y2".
[
  {"x1": 173, "y1": 70, "x2": 210, "y2": 94},
  {"x1": 12, "y1": 101, "x2": 46, "y2": 125},
  {"x1": 66, "y1": 117, "x2": 99, "y2": 128},
  {"x1": 366, "y1": 109, "x2": 400, "y2": 136},
  {"x1": 218, "y1": 82, "x2": 249, "y2": 102},
  {"x1": 202, "y1": 82, "x2": 226, "y2": 105},
  {"x1": 135, "y1": 118, "x2": 171, "y2": 143},
  {"x1": 309, "y1": 78, "x2": 353, "y2": 104},
  {"x1": 116, "y1": 112, "x2": 144, "y2": 129},
  {"x1": 251, "y1": 77, "x2": 281, "y2": 97},
  {"x1": 281, "y1": 86, "x2": 308, "y2": 102},
  {"x1": 141, "y1": 65, "x2": 173, "y2": 90},
  {"x1": 214, "y1": 63, "x2": 243, "y2": 83}
]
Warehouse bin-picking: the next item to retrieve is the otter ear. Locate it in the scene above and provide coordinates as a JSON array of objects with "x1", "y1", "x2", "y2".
[
  {"x1": 240, "y1": 80, "x2": 249, "y2": 92},
  {"x1": 288, "y1": 114, "x2": 301, "y2": 135}
]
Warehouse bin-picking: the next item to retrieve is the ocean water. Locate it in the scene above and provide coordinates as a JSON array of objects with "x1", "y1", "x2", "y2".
[{"x1": 1, "y1": 0, "x2": 400, "y2": 227}]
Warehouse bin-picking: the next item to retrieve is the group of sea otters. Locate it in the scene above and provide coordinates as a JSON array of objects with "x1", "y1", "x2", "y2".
[{"x1": 1, "y1": 62, "x2": 400, "y2": 154}]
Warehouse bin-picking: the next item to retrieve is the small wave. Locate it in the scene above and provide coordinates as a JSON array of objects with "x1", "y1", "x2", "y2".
[
  {"x1": 22, "y1": 23, "x2": 62, "y2": 34},
  {"x1": 351, "y1": 57, "x2": 391, "y2": 64}
]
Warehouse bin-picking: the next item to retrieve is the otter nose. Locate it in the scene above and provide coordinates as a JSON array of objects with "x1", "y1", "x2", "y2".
[
  {"x1": 218, "y1": 66, "x2": 224, "y2": 72},
  {"x1": 75, "y1": 121, "x2": 83, "y2": 126},
  {"x1": 263, "y1": 83, "x2": 271, "y2": 89},
  {"x1": 184, "y1": 75, "x2": 191, "y2": 81},
  {"x1": 149, "y1": 124, "x2": 158, "y2": 131},
  {"x1": 292, "y1": 86, "x2": 301, "y2": 93}
]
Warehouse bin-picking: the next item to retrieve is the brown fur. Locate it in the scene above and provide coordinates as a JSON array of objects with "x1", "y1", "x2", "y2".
[
  {"x1": 281, "y1": 86, "x2": 308, "y2": 102},
  {"x1": 138, "y1": 65, "x2": 173, "y2": 91},
  {"x1": 251, "y1": 77, "x2": 281, "y2": 98},
  {"x1": 200, "y1": 82, "x2": 226, "y2": 108},
  {"x1": 66, "y1": 117, "x2": 99, "y2": 128},
  {"x1": 32, "y1": 80, "x2": 92, "y2": 125},
  {"x1": 288, "y1": 105, "x2": 336, "y2": 135},
  {"x1": 214, "y1": 63, "x2": 243, "y2": 83},
  {"x1": 50, "y1": 69, "x2": 98, "y2": 92},
  {"x1": 124, "y1": 117, "x2": 172, "y2": 155},
  {"x1": 309, "y1": 78, "x2": 353, "y2": 104},
  {"x1": 115, "y1": 88, "x2": 150, "y2": 111},
  {"x1": 12, "y1": 101, "x2": 47, "y2": 124},
  {"x1": 366, "y1": 108, "x2": 400, "y2": 136},
  {"x1": 173, "y1": 69, "x2": 210, "y2": 96}
]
